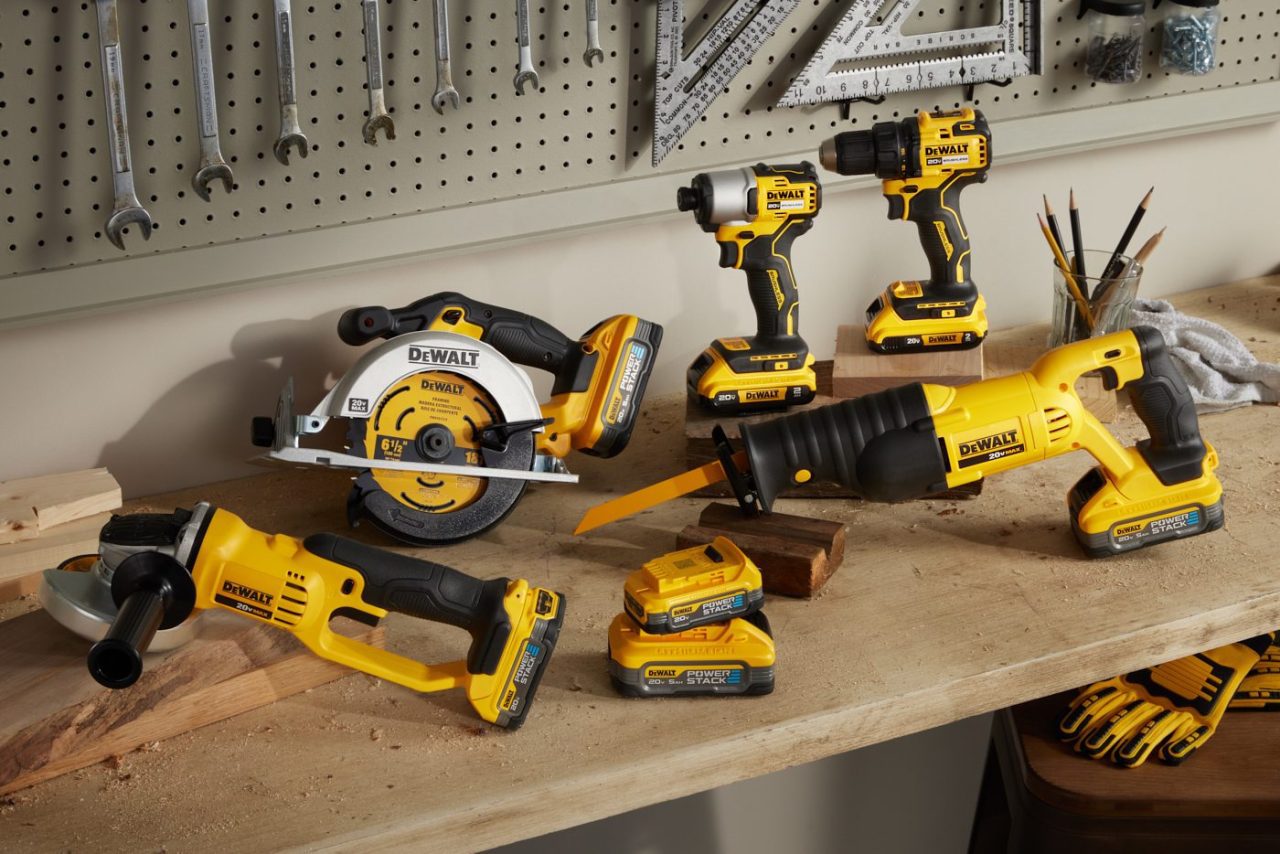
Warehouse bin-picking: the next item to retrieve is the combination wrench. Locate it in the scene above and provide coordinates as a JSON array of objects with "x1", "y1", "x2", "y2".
[
  {"x1": 94, "y1": 0, "x2": 153, "y2": 251},
  {"x1": 361, "y1": 0, "x2": 395, "y2": 144},
  {"x1": 185, "y1": 0, "x2": 234, "y2": 201},
  {"x1": 513, "y1": 0, "x2": 539, "y2": 94},
  {"x1": 583, "y1": 0, "x2": 603, "y2": 66},
  {"x1": 431, "y1": 0, "x2": 459, "y2": 113},
  {"x1": 272, "y1": 0, "x2": 309, "y2": 164}
]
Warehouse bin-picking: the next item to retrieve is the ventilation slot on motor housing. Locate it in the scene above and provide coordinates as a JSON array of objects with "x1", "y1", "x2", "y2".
[{"x1": 1044, "y1": 407, "x2": 1072, "y2": 445}]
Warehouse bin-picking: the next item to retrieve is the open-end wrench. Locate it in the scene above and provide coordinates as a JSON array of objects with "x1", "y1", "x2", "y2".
[
  {"x1": 186, "y1": 0, "x2": 234, "y2": 201},
  {"x1": 272, "y1": 0, "x2": 309, "y2": 165},
  {"x1": 431, "y1": 0, "x2": 459, "y2": 113},
  {"x1": 361, "y1": 0, "x2": 395, "y2": 144},
  {"x1": 94, "y1": 0, "x2": 153, "y2": 251},
  {"x1": 583, "y1": 0, "x2": 604, "y2": 66},
  {"x1": 514, "y1": 0, "x2": 539, "y2": 94}
]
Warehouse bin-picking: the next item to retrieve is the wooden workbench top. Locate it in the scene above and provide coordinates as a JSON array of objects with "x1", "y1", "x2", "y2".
[{"x1": 2, "y1": 278, "x2": 1277, "y2": 853}]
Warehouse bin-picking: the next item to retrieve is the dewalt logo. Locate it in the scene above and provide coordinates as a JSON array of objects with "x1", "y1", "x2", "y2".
[
  {"x1": 744, "y1": 389, "x2": 783, "y2": 401},
  {"x1": 924, "y1": 144, "x2": 968, "y2": 156},
  {"x1": 222, "y1": 580, "x2": 274, "y2": 607},
  {"x1": 954, "y1": 419, "x2": 1027, "y2": 469},
  {"x1": 766, "y1": 189, "x2": 805, "y2": 200},
  {"x1": 959, "y1": 430, "x2": 1019, "y2": 458},
  {"x1": 647, "y1": 668, "x2": 679, "y2": 678}
]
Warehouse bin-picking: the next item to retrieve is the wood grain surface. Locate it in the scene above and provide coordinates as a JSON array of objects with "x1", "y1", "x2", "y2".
[
  {"x1": 0, "y1": 512, "x2": 110, "y2": 603},
  {"x1": 833, "y1": 325, "x2": 985, "y2": 397},
  {"x1": 0, "y1": 468, "x2": 120, "y2": 545},
  {"x1": 0, "y1": 611, "x2": 383, "y2": 797},
  {"x1": 0, "y1": 278, "x2": 1276, "y2": 853}
]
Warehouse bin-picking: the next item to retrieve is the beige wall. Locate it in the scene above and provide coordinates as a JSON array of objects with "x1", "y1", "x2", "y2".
[{"x1": 1, "y1": 121, "x2": 1277, "y2": 497}]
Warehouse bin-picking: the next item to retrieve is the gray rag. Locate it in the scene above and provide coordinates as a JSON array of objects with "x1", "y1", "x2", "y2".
[{"x1": 1130, "y1": 298, "x2": 1280, "y2": 413}]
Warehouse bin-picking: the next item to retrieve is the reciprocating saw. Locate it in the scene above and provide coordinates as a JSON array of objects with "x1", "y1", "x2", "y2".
[
  {"x1": 70, "y1": 503, "x2": 565, "y2": 728},
  {"x1": 820, "y1": 108, "x2": 990, "y2": 353},
  {"x1": 577, "y1": 327, "x2": 1224, "y2": 558}
]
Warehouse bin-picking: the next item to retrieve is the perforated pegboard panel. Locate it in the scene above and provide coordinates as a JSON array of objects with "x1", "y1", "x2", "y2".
[{"x1": 1, "y1": 0, "x2": 1278, "y2": 322}]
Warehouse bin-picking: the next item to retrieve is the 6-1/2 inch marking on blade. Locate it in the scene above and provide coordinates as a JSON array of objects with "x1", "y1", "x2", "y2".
[{"x1": 574, "y1": 452, "x2": 746, "y2": 534}]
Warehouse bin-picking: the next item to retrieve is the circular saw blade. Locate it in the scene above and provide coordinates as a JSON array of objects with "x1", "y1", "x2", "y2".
[{"x1": 346, "y1": 370, "x2": 534, "y2": 544}]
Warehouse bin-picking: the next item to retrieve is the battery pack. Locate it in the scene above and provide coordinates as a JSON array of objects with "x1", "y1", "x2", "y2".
[
  {"x1": 623, "y1": 537, "x2": 764, "y2": 634},
  {"x1": 607, "y1": 610, "x2": 775, "y2": 697}
]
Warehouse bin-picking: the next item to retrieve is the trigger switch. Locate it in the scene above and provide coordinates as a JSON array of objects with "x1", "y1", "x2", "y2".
[
  {"x1": 886, "y1": 196, "x2": 906, "y2": 219},
  {"x1": 718, "y1": 242, "x2": 740, "y2": 268}
]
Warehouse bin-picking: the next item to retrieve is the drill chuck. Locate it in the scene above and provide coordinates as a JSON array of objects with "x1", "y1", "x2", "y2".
[{"x1": 820, "y1": 121, "x2": 910, "y2": 179}]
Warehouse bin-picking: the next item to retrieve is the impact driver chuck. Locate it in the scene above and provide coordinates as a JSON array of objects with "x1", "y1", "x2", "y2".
[
  {"x1": 820, "y1": 108, "x2": 991, "y2": 354},
  {"x1": 679, "y1": 163, "x2": 822, "y2": 415}
]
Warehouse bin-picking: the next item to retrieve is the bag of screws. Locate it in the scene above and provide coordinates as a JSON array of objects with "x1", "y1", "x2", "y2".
[{"x1": 1158, "y1": 0, "x2": 1220, "y2": 76}]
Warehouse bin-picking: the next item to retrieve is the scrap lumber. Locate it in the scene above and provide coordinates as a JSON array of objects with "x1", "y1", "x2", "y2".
[
  {"x1": 0, "y1": 468, "x2": 121, "y2": 545},
  {"x1": 0, "y1": 610, "x2": 382, "y2": 796},
  {"x1": 0, "y1": 512, "x2": 110, "y2": 603}
]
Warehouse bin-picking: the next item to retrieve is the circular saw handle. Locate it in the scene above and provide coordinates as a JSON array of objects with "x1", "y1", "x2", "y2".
[
  {"x1": 337, "y1": 292, "x2": 575, "y2": 376},
  {"x1": 303, "y1": 532, "x2": 513, "y2": 676}
]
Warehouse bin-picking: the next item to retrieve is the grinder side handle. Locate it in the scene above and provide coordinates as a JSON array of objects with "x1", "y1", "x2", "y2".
[
  {"x1": 1122, "y1": 325, "x2": 1207, "y2": 486},
  {"x1": 303, "y1": 533, "x2": 512, "y2": 675}
]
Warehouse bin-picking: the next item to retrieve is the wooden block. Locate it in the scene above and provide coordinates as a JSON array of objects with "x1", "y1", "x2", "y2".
[
  {"x1": 0, "y1": 512, "x2": 110, "y2": 603},
  {"x1": 0, "y1": 468, "x2": 121, "y2": 545},
  {"x1": 832, "y1": 325, "x2": 984, "y2": 398},
  {"x1": 675, "y1": 502, "x2": 847, "y2": 597},
  {"x1": 697, "y1": 502, "x2": 845, "y2": 569},
  {"x1": 982, "y1": 340, "x2": 1117, "y2": 422},
  {"x1": 0, "y1": 610, "x2": 383, "y2": 796}
]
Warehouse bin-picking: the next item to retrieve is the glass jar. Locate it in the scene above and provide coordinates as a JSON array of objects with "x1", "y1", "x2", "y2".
[
  {"x1": 1083, "y1": 0, "x2": 1146, "y2": 84},
  {"x1": 1157, "y1": 0, "x2": 1220, "y2": 76}
]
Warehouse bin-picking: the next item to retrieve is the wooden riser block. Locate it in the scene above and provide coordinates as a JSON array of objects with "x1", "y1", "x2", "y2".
[
  {"x1": 832, "y1": 325, "x2": 984, "y2": 399},
  {"x1": 676, "y1": 503, "x2": 846, "y2": 598},
  {"x1": 0, "y1": 610, "x2": 383, "y2": 796}
]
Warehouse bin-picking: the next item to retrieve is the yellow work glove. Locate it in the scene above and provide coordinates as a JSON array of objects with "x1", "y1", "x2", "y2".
[
  {"x1": 1229, "y1": 641, "x2": 1280, "y2": 711},
  {"x1": 1056, "y1": 633, "x2": 1276, "y2": 768}
]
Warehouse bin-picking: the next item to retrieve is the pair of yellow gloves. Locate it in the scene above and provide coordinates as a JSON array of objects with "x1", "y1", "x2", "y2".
[{"x1": 1057, "y1": 632, "x2": 1279, "y2": 768}]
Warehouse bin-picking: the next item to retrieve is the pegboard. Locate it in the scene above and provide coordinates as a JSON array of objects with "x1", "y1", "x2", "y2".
[{"x1": 1, "y1": 0, "x2": 1278, "y2": 324}]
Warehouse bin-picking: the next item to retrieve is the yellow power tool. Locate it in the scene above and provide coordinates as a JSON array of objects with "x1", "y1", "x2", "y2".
[
  {"x1": 577, "y1": 327, "x2": 1224, "y2": 559},
  {"x1": 678, "y1": 163, "x2": 822, "y2": 414},
  {"x1": 252, "y1": 292, "x2": 662, "y2": 544},
  {"x1": 820, "y1": 109, "x2": 990, "y2": 353},
  {"x1": 52, "y1": 503, "x2": 564, "y2": 728}
]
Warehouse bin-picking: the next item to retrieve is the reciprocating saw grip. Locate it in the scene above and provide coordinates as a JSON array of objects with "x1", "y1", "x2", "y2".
[
  {"x1": 577, "y1": 327, "x2": 1224, "y2": 558},
  {"x1": 54, "y1": 503, "x2": 564, "y2": 728}
]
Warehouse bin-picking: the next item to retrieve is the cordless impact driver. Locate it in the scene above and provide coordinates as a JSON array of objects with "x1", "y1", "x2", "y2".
[
  {"x1": 820, "y1": 108, "x2": 990, "y2": 353},
  {"x1": 679, "y1": 163, "x2": 822, "y2": 414}
]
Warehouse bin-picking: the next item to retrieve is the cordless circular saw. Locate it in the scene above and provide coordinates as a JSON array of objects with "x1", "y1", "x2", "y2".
[{"x1": 251, "y1": 292, "x2": 663, "y2": 545}]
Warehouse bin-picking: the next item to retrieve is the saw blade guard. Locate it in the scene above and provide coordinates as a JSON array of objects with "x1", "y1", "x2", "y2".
[{"x1": 312, "y1": 331, "x2": 543, "y2": 425}]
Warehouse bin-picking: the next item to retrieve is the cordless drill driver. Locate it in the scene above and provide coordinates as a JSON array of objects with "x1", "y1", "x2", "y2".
[
  {"x1": 678, "y1": 163, "x2": 822, "y2": 414},
  {"x1": 820, "y1": 108, "x2": 990, "y2": 353}
]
